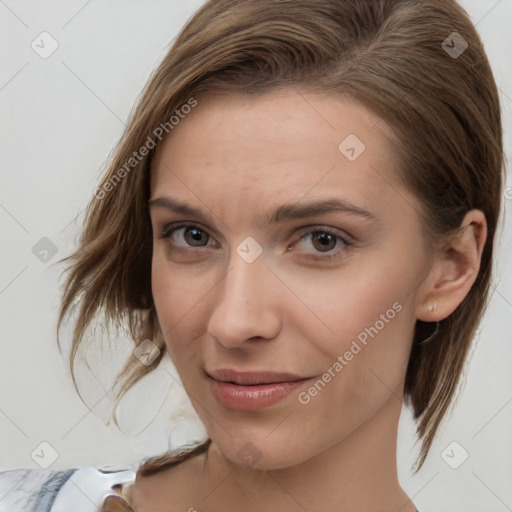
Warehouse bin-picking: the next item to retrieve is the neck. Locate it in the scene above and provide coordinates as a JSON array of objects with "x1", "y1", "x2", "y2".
[{"x1": 201, "y1": 396, "x2": 416, "y2": 512}]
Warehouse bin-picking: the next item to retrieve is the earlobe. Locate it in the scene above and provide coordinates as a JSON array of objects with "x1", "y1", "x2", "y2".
[
  {"x1": 416, "y1": 209, "x2": 487, "y2": 323},
  {"x1": 427, "y1": 301, "x2": 438, "y2": 313}
]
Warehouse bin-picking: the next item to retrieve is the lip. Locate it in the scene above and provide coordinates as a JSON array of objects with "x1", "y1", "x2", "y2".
[{"x1": 205, "y1": 368, "x2": 314, "y2": 410}]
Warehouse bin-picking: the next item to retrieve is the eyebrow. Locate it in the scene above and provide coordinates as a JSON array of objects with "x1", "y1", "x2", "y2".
[{"x1": 148, "y1": 196, "x2": 378, "y2": 225}]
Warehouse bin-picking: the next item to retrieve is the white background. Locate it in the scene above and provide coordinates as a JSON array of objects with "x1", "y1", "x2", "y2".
[{"x1": 0, "y1": 1, "x2": 511, "y2": 510}]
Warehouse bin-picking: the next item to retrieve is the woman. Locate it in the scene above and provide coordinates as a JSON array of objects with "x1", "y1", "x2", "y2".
[{"x1": 0, "y1": 0, "x2": 504, "y2": 510}]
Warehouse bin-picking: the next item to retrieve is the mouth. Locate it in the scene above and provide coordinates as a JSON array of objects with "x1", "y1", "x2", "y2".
[
  {"x1": 206, "y1": 368, "x2": 308, "y2": 385},
  {"x1": 205, "y1": 368, "x2": 315, "y2": 409}
]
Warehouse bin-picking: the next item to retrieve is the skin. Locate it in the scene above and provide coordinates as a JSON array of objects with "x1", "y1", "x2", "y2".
[{"x1": 132, "y1": 89, "x2": 487, "y2": 512}]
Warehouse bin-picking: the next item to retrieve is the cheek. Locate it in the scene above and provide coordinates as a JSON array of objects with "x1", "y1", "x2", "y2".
[
  {"x1": 283, "y1": 248, "x2": 419, "y2": 407},
  {"x1": 290, "y1": 278, "x2": 415, "y2": 450},
  {"x1": 151, "y1": 251, "x2": 217, "y2": 366},
  {"x1": 281, "y1": 249, "x2": 418, "y2": 352},
  {"x1": 151, "y1": 247, "x2": 207, "y2": 323},
  {"x1": 151, "y1": 254, "x2": 192, "y2": 353}
]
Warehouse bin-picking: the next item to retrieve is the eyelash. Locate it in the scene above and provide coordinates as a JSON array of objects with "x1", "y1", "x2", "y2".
[{"x1": 159, "y1": 223, "x2": 352, "y2": 262}]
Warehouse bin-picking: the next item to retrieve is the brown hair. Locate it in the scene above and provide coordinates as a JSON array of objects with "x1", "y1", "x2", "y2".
[{"x1": 57, "y1": 0, "x2": 504, "y2": 475}]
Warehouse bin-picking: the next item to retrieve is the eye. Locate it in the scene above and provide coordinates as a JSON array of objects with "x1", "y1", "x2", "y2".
[
  {"x1": 159, "y1": 223, "x2": 352, "y2": 261},
  {"x1": 161, "y1": 224, "x2": 216, "y2": 249},
  {"x1": 295, "y1": 226, "x2": 351, "y2": 260}
]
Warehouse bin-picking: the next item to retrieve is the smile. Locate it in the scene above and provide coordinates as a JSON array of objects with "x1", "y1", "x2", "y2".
[{"x1": 205, "y1": 369, "x2": 314, "y2": 409}]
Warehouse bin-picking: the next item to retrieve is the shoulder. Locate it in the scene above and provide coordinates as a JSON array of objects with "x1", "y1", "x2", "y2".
[
  {"x1": 0, "y1": 468, "x2": 77, "y2": 512},
  {"x1": 0, "y1": 466, "x2": 136, "y2": 512}
]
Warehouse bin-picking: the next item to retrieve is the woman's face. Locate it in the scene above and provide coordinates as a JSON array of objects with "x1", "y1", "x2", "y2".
[{"x1": 149, "y1": 90, "x2": 432, "y2": 470}]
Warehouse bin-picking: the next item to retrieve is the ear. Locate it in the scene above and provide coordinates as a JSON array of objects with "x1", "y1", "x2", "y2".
[{"x1": 415, "y1": 209, "x2": 487, "y2": 322}]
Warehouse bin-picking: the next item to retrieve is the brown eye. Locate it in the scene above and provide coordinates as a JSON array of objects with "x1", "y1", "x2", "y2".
[
  {"x1": 311, "y1": 231, "x2": 337, "y2": 252},
  {"x1": 294, "y1": 226, "x2": 351, "y2": 262},
  {"x1": 183, "y1": 226, "x2": 209, "y2": 246},
  {"x1": 161, "y1": 224, "x2": 215, "y2": 249}
]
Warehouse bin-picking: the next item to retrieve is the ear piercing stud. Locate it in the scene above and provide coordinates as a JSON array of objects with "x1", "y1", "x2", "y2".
[
  {"x1": 428, "y1": 301, "x2": 438, "y2": 313},
  {"x1": 418, "y1": 301, "x2": 440, "y2": 346}
]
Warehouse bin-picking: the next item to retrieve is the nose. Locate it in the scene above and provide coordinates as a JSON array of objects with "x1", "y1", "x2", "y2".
[{"x1": 206, "y1": 250, "x2": 282, "y2": 349}]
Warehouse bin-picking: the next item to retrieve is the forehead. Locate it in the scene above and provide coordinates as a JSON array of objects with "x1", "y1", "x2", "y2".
[{"x1": 149, "y1": 89, "x2": 414, "y2": 223}]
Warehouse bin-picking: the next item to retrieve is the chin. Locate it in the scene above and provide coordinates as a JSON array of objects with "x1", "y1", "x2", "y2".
[{"x1": 212, "y1": 431, "x2": 318, "y2": 471}]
